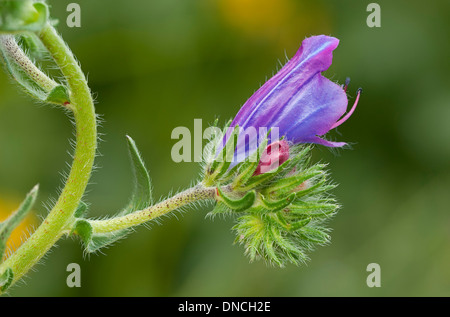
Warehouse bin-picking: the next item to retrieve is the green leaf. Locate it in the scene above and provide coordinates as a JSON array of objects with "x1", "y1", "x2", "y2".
[
  {"x1": 239, "y1": 157, "x2": 292, "y2": 191},
  {"x1": 217, "y1": 185, "x2": 255, "y2": 212},
  {"x1": 288, "y1": 217, "x2": 312, "y2": 231},
  {"x1": 266, "y1": 167, "x2": 324, "y2": 196},
  {"x1": 71, "y1": 219, "x2": 129, "y2": 254},
  {"x1": 85, "y1": 231, "x2": 129, "y2": 253},
  {"x1": 73, "y1": 136, "x2": 153, "y2": 254},
  {"x1": 45, "y1": 84, "x2": 70, "y2": 104},
  {"x1": 215, "y1": 162, "x2": 240, "y2": 184},
  {"x1": 288, "y1": 201, "x2": 338, "y2": 218},
  {"x1": 259, "y1": 193, "x2": 295, "y2": 212},
  {"x1": 299, "y1": 226, "x2": 330, "y2": 244},
  {"x1": 0, "y1": 1, "x2": 49, "y2": 34},
  {"x1": 0, "y1": 184, "x2": 38, "y2": 261},
  {"x1": 71, "y1": 219, "x2": 92, "y2": 246},
  {"x1": 122, "y1": 135, "x2": 153, "y2": 214},
  {"x1": 0, "y1": 267, "x2": 13, "y2": 291},
  {"x1": 207, "y1": 201, "x2": 229, "y2": 215},
  {"x1": 294, "y1": 182, "x2": 336, "y2": 200}
]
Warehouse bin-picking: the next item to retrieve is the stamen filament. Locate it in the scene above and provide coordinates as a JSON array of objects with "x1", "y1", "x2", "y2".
[{"x1": 330, "y1": 88, "x2": 362, "y2": 130}]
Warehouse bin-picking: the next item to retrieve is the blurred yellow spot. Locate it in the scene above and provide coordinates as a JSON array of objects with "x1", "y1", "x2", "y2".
[
  {"x1": 0, "y1": 195, "x2": 37, "y2": 260},
  {"x1": 218, "y1": 0, "x2": 332, "y2": 48},
  {"x1": 220, "y1": 0, "x2": 293, "y2": 36}
]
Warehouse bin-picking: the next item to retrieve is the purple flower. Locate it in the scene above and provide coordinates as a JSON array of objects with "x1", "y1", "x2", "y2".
[{"x1": 220, "y1": 35, "x2": 360, "y2": 166}]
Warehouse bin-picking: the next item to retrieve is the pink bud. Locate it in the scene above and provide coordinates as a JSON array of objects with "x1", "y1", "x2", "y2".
[{"x1": 253, "y1": 140, "x2": 290, "y2": 176}]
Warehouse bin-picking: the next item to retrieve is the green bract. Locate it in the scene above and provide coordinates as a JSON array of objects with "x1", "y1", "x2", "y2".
[{"x1": 202, "y1": 122, "x2": 340, "y2": 267}]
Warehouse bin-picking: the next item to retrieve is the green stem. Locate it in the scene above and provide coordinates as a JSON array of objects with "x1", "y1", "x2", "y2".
[
  {"x1": 0, "y1": 24, "x2": 96, "y2": 292},
  {"x1": 90, "y1": 185, "x2": 217, "y2": 234},
  {"x1": 0, "y1": 34, "x2": 58, "y2": 92}
]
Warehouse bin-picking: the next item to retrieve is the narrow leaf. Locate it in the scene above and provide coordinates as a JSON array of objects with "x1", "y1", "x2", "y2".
[
  {"x1": 74, "y1": 137, "x2": 153, "y2": 254},
  {"x1": 122, "y1": 135, "x2": 153, "y2": 214},
  {"x1": 259, "y1": 193, "x2": 295, "y2": 212},
  {"x1": 240, "y1": 157, "x2": 292, "y2": 191},
  {"x1": 288, "y1": 217, "x2": 312, "y2": 231},
  {"x1": 299, "y1": 226, "x2": 330, "y2": 244},
  {"x1": 217, "y1": 185, "x2": 255, "y2": 212},
  {"x1": 85, "y1": 231, "x2": 129, "y2": 254},
  {"x1": 207, "y1": 201, "x2": 230, "y2": 216},
  {"x1": 267, "y1": 168, "x2": 324, "y2": 196},
  {"x1": 289, "y1": 201, "x2": 338, "y2": 217},
  {"x1": 295, "y1": 182, "x2": 336, "y2": 200},
  {"x1": 0, "y1": 184, "x2": 38, "y2": 261}
]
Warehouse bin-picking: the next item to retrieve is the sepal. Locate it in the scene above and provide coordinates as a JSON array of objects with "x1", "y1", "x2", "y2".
[
  {"x1": 201, "y1": 123, "x2": 340, "y2": 267},
  {"x1": 231, "y1": 135, "x2": 268, "y2": 188},
  {"x1": 259, "y1": 192, "x2": 295, "y2": 212},
  {"x1": 216, "y1": 185, "x2": 256, "y2": 212}
]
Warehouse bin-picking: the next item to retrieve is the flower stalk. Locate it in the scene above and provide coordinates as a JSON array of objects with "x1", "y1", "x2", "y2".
[{"x1": 89, "y1": 185, "x2": 217, "y2": 234}]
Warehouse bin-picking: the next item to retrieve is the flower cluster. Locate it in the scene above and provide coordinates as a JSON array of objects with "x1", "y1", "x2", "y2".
[{"x1": 202, "y1": 35, "x2": 360, "y2": 266}]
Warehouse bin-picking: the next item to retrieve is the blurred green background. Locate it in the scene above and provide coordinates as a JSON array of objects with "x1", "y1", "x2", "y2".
[{"x1": 1, "y1": 0, "x2": 449, "y2": 296}]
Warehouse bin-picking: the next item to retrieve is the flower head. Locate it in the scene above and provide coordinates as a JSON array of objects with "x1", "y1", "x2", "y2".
[
  {"x1": 203, "y1": 35, "x2": 361, "y2": 267},
  {"x1": 222, "y1": 35, "x2": 361, "y2": 167}
]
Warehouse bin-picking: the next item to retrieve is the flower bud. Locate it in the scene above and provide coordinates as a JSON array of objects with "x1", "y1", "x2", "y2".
[{"x1": 253, "y1": 140, "x2": 290, "y2": 176}]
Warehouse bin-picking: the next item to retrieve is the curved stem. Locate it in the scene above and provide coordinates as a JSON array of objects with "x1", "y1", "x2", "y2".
[
  {"x1": 90, "y1": 185, "x2": 217, "y2": 234},
  {"x1": 0, "y1": 34, "x2": 58, "y2": 92},
  {"x1": 0, "y1": 24, "x2": 97, "y2": 292}
]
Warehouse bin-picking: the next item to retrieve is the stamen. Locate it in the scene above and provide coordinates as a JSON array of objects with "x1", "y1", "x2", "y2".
[
  {"x1": 343, "y1": 77, "x2": 351, "y2": 92},
  {"x1": 330, "y1": 87, "x2": 362, "y2": 130}
]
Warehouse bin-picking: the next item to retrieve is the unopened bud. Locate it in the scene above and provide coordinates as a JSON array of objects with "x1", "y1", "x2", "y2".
[{"x1": 253, "y1": 140, "x2": 290, "y2": 176}]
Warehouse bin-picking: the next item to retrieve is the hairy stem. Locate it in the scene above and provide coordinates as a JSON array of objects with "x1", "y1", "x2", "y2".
[
  {"x1": 0, "y1": 24, "x2": 96, "y2": 292},
  {"x1": 90, "y1": 185, "x2": 217, "y2": 233},
  {"x1": 0, "y1": 34, "x2": 57, "y2": 91}
]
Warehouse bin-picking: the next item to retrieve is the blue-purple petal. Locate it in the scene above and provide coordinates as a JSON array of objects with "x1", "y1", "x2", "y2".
[{"x1": 219, "y1": 35, "x2": 352, "y2": 165}]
